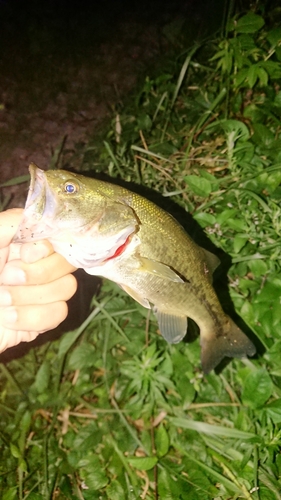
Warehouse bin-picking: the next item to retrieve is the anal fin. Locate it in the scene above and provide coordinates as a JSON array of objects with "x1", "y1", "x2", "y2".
[{"x1": 154, "y1": 308, "x2": 187, "y2": 344}]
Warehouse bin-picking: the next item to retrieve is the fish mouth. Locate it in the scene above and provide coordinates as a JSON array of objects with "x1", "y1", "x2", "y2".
[
  {"x1": 13, "y1": 164, "x2": 56, "y2": 242},
  {"x1": 13, "y1": 164, "x2": 139, "y2": 268},
  {"x1": 25, "y1": 163, "x2": 46, "y2": 212}
]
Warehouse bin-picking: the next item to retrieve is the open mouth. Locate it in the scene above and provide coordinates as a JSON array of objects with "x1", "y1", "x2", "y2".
[
  {"x1": 25, "y1": 163, "x2": 46, "y2": 213},
  {"x1": 13, "y1": 164, "x2": 53, "y2": 243}
]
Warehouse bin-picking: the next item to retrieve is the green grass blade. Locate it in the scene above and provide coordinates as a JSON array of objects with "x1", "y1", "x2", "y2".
[{"x1": 169, "y1": 417, "x2": 260, "y2": 441}]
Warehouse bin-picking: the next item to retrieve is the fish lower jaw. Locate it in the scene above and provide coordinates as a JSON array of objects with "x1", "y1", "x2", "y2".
[{"x1": 13, "y1": 217, "x2": 57, "y2": 243}]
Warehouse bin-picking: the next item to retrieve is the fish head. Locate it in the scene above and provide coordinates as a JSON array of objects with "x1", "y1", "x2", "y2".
[{"x1": 13, "y1": 164, "x2": 139, "y2": 269}]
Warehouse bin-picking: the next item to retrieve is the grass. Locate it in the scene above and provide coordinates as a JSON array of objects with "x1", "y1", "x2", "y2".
[{"x1": 1, "y1": 2, "x2": 281, "y2": 499}]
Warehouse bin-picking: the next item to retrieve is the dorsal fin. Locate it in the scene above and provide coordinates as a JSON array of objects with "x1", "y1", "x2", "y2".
[{"x1": 201, "y1": 248, "x2": 220, "y2": 283}]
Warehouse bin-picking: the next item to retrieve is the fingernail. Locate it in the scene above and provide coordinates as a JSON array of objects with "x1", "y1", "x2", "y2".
[
  {"x1": 2, "y1": 307, "x2": 18, "y2": 324},
  {"x1": 1, "y1": 266, "x2": 26, "y2": 285},
  {"x1": 0, "y1": 289, "x2": 12, "y2": 306},
  {"x1": 22, "y1": 241, "x2": 50, "y2": 263}
]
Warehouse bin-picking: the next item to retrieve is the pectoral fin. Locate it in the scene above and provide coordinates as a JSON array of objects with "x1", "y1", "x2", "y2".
[
  {"x1": 154, "y1": 308, "x2": 187, "y2": 344},
  {"x1": 138, "y1": 257, "x2": 184, "y2": 283},
  {"x1": 120, "y1": 284, "x2": 151, "y2": 309}
]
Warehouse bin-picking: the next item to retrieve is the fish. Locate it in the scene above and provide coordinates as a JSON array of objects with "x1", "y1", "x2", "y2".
[{"x1": 13, "y1": 163, "x2": 256, "y2": 372}]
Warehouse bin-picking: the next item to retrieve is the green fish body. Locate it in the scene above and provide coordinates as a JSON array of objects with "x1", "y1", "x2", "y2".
[{"x1": 14, "y1": 164, "x2": 256, "y2": 372}]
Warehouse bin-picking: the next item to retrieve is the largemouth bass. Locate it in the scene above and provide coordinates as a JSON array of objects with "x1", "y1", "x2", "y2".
[{"x1": 14, "y1": 164, "x2": 256, "y2": 372}]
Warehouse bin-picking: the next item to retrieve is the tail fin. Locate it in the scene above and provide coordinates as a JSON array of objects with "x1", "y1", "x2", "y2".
[{"x1": 200, "y1": 317, "x2": 256, "y2": 374}]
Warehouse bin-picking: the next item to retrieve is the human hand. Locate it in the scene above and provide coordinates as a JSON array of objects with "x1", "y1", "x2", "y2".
[{"x1": 0, "y1": 208, "x2": 77, "y2": 353}]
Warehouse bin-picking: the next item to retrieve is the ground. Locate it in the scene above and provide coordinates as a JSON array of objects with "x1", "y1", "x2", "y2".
[
  {"x1": 0, "y1": 0, "x2": 207, "y2": 359},
  {"x1": 0, "y1": 0, "x2": 206, "y2": 208}
]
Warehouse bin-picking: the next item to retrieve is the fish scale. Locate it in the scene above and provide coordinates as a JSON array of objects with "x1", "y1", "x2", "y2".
[{"x1": 13, "y1": 164, "x2": 256, "y2": 373}]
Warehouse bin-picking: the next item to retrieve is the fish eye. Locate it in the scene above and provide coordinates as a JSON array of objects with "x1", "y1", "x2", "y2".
[{"x1": 64, "y1": 181, "x2": 79, "y2": 194}]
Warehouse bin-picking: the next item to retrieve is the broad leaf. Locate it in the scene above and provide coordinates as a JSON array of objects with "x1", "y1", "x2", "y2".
[{"x1": 242, "y1": 369, "x2": 273, "y2": 409}]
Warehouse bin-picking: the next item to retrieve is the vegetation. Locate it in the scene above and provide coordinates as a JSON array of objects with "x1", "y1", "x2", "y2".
[{"x1": 1, "y1": 3, "x2": 281, "y2": 499}]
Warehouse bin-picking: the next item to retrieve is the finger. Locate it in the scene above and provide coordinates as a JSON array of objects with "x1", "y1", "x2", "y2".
[
  {"x1": 0, "y1": 247, "x2": 9, "y2": 274},
  {"x1": 0, "y1": 209, "x2": 24, "y2": 248},
  {"x1": 0, "y1": 301, "x2": 69, "y2": 332},
  {"x1": 0, "y1": 274, "x2": 77, "y2": 307},
  {"x1": 0, "y1": 253, "x2": 77, "y2": 286},
  {"x1": 7, "y1": 240, "x2": 54, "y2": 264},
  {"x1": 0, "y1": 327, "x2": 40, "y2": 353},
  {"x1": 20, "y1": 240, "x2": 54, "y2": 264},
  {"x1": 6, "y1": 243, "x2": 21, "y2": 262}
]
